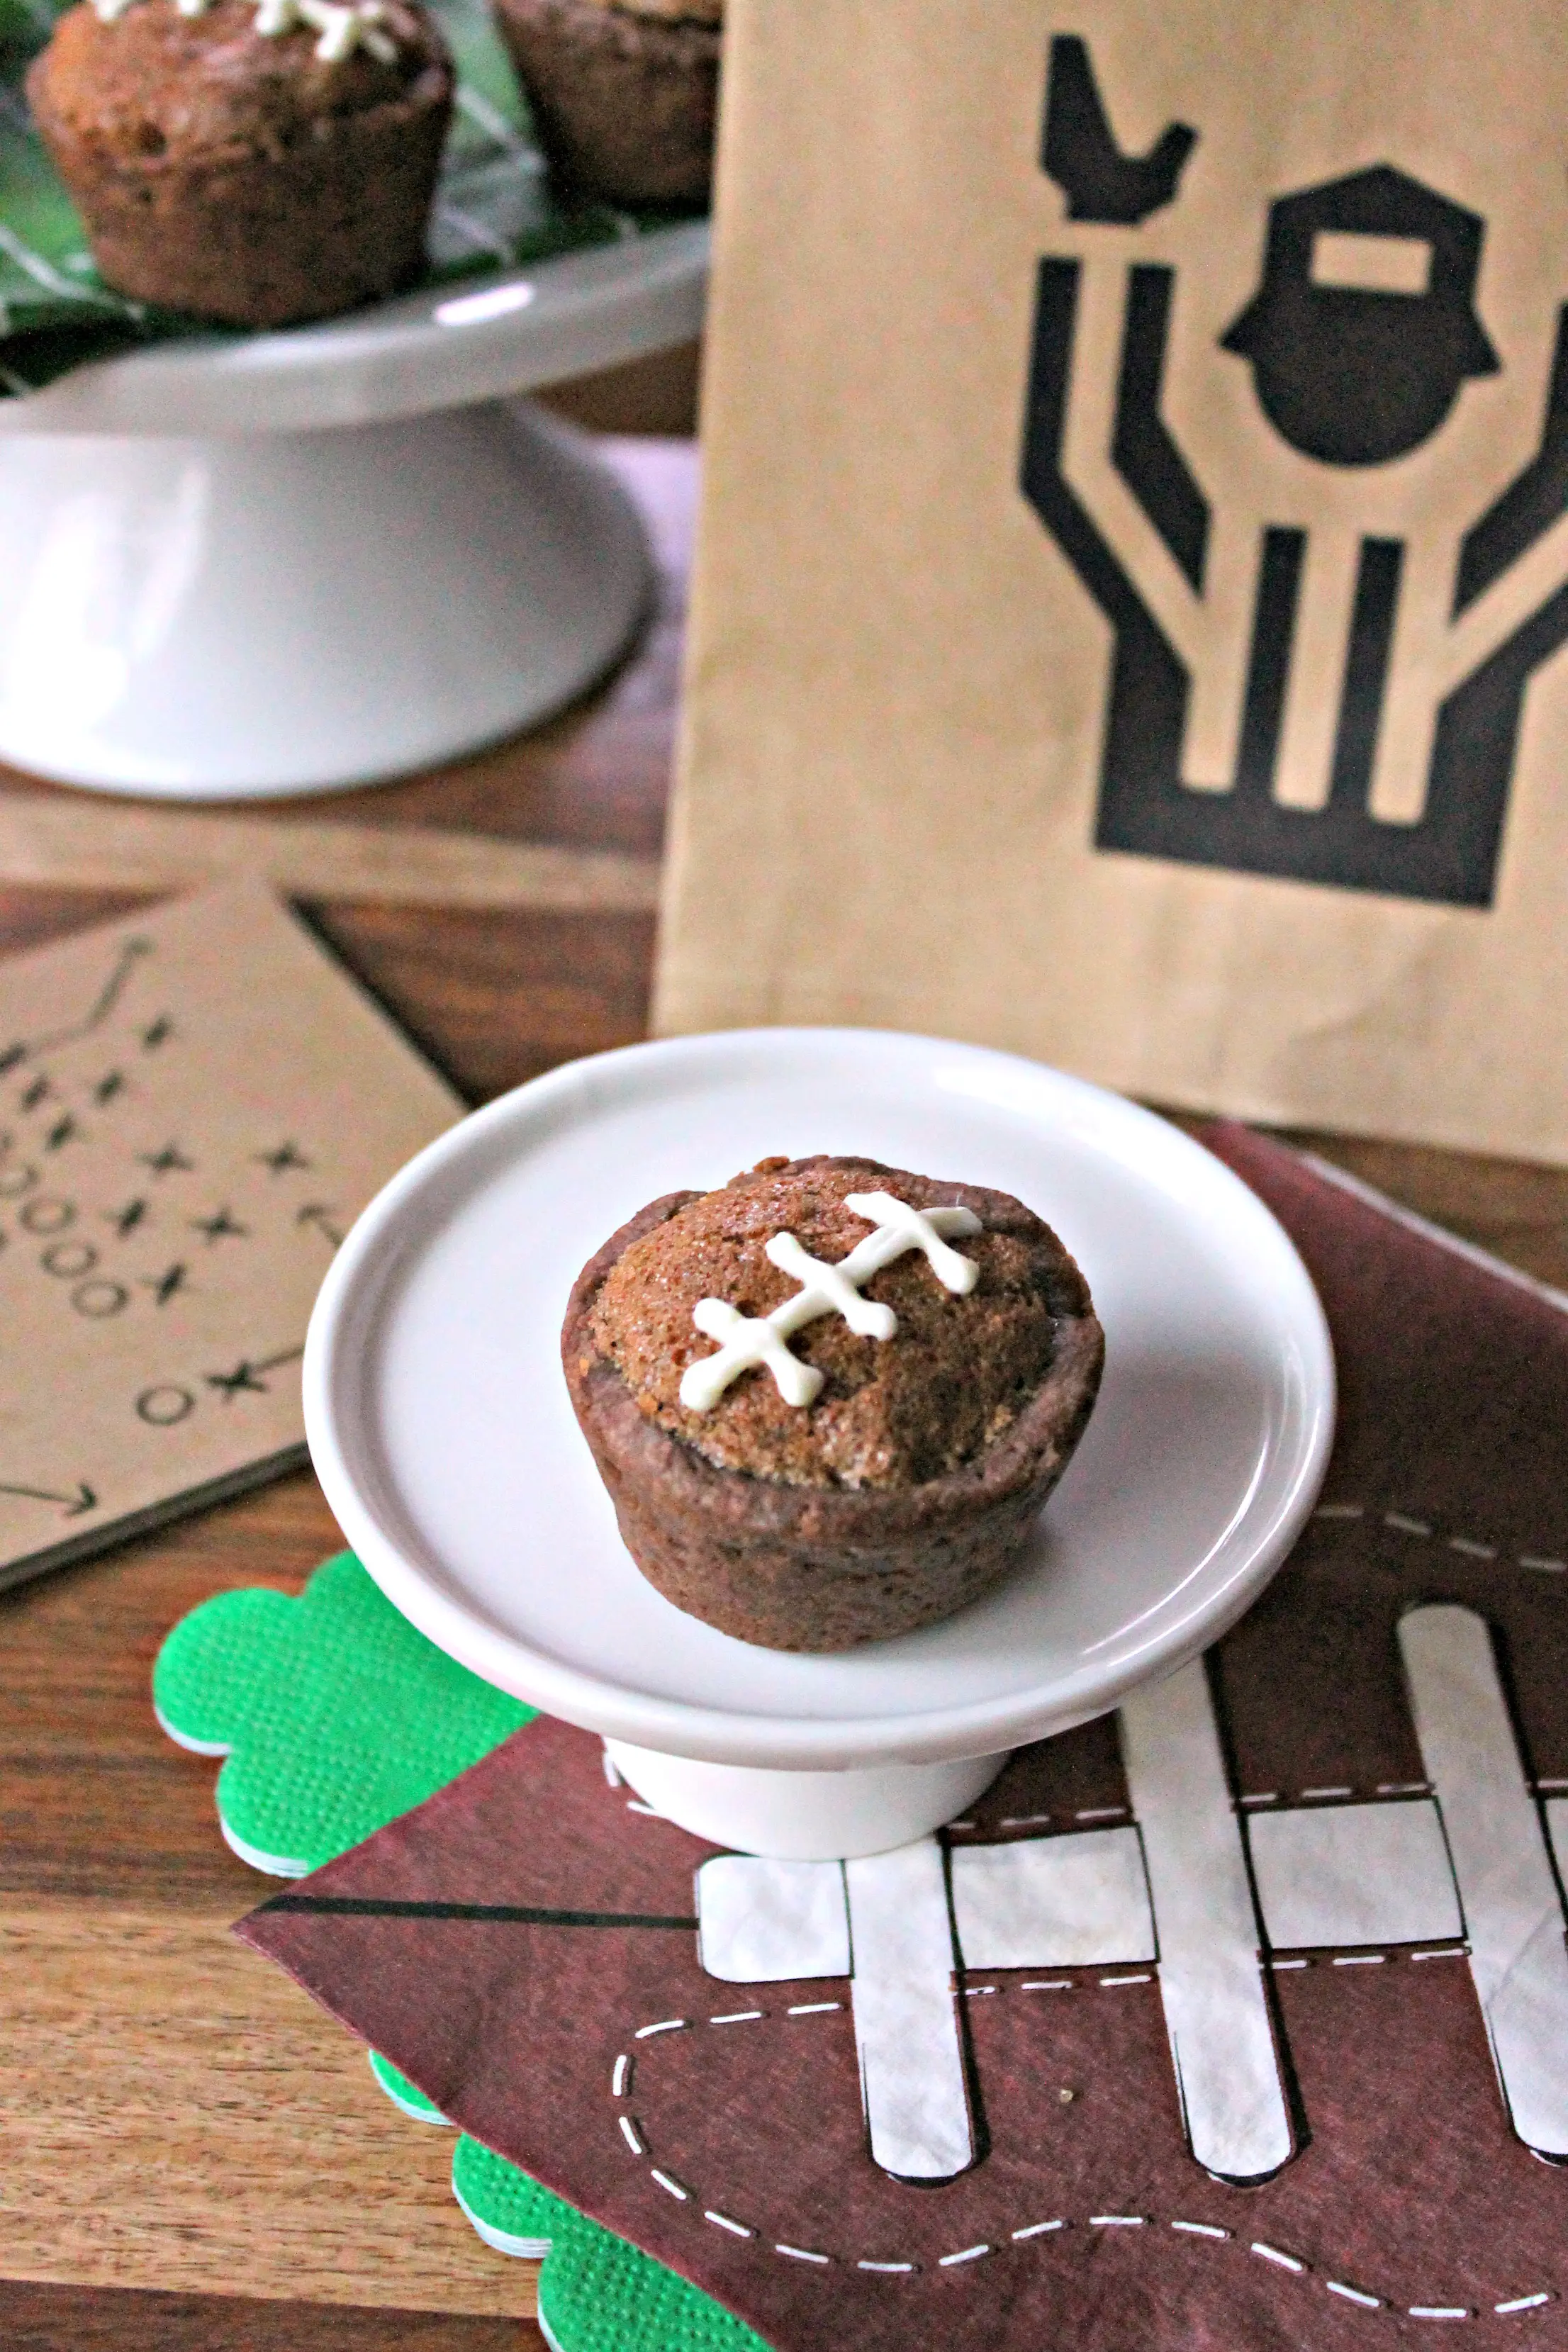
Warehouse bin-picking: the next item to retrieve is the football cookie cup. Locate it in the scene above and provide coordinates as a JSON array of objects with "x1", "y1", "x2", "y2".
[
  {"x1": 490, "y1": 0, "x2": 719, "y2": 211},
  {"x1": 26, "y1": 0, "x2": 454, "y2": 328},
  {"x1": 561, "y1": 1185, "x2": 1105, "y2": 1653}
]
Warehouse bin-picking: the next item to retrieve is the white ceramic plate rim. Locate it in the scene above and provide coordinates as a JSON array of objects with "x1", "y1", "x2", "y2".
[
  {"x1": 303, "y1": 1029, "x2": 1335, "y2": 1769},
  {"x1": 0, "y1": 223, "x2": 708, "y2": 439}
]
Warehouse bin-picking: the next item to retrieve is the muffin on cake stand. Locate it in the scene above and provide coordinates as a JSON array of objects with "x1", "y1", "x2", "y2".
[
  {"x1": 301, "y1": 1029, "x2": 1335, "y2": 1860},
  {"x1": 0, "y1": 219, "x2": 707, "y2": 796}
]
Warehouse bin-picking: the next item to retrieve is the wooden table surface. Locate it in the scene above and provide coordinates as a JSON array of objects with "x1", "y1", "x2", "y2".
[{"x1": 1, "y1": 430, "x2": 1566, "y2": 2352}]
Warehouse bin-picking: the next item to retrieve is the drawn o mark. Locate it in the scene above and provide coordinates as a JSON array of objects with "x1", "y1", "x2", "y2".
[
  {"x1": 0, "y1": 1163, "x2": 38, "y2": 1199},
  {"x1": 137, "y1": 1384, "x2": 195, "y2": 1426},
  {"x1": 43, "y1": 1239, "x2": 96, "y2": 1279},
  {"x1": 21, "y1": 1195, "x2": 74, "y2": 1234},
  {"x1": 74, "y1": 1279, "x2": 128, "y2": 1319}
]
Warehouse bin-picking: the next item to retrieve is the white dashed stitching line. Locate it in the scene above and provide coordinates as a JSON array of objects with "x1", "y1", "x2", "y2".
[
  {"x1": 1327, "y1": 2282, "x2": 1382, "y2": 2308},
  {"x1": 1413, "y1": 1947, "x2": 1468, "y2": 1961},
  {"x1": 964, "y1": 1986, "x2": 999, "y2": 1997},
  {"x1": 1315, "y1": 1503, "x2": 1566, "y2": 1584},
  {"x1": 1099, "y1": 1972, "x2": 1153, "y2": 1986},
  {"x1": 999, "y1": 1813, "x2": 1053, "y2": 1828},
  {"x1": 709, "y1": 2010, "x2": 764, "y2": 2025},
  {"x1": 1253, "y1": 2241, "x2": 1306, "y2": 2273},
  {"x1": 1271, "y1": 1958, "x2": 1311, "y2": 1970},
  {"x1": 1021, "y1": 1979, "x2": 1075, "y2": 1991},
  {"x1": 1258, "y1": 1783, "x2": 1466, "y2": 1804},
  {"x1": 1076, "y1": 1806, "x2": 1127, "y2": 1821},
  {"x1": 1333, "y1": 1954, "x2": 1387, "y2": 1966},
  {"x1": 619, "y1": 2005, "x2": 1552, "y2": 2307}
]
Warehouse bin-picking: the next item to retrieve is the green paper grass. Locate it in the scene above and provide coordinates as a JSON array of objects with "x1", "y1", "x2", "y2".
[
  {"x1": 369, "y1": 2049, "x2": 452, "y2": 2124},
  {"x1": 154, "y1": 1548, "x2": 534, "y2": 1874},
  {"x1": 453, "y1": 2137, "x2": 769, "y2": 2352},
  {"x1": 156, "y1": 1551, "x2": 768, "y2": 2352}
]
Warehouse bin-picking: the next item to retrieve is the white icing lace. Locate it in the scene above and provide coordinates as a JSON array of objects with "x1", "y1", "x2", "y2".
[
  {"x1": 93, "y1": 0, "x2": 402, "y2": 65},
  {"x1": 678, "y1": 1190, "x2": 983, "y2": 1413}
]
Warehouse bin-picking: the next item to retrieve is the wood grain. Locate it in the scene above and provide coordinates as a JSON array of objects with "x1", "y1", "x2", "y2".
[
  {"x1": 1, "y1": 433, "x2": 1566, "y2": 2352},
  {"x1": 0, "y1": 1895, "x2": 527, "y2": 2317},
  {"x1": 0, "y1": 799, "x2": 660, "y2": 911},
  {"x1": 1, "y1": 2281, "x2": 528, "y2": 2352}
]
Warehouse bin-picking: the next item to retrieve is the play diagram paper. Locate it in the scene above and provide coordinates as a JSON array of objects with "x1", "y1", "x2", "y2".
[{"x1": 0, "y1": 883, "x2": 459, "y2": 1591}]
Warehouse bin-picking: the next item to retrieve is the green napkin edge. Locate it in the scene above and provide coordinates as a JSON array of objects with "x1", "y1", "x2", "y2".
[
  {"x1": 153, "y1": 1550, "x2": 535, "y2": 1871},
  {"x1": 155, "y1": 1552, "x2": 769, "y2": 2352}
]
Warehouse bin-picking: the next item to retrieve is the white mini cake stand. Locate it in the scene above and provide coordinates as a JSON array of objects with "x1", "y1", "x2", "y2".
[
  {"x1": 0, "y1": 220, "x2": 707, "y2": 798},
  {"x1": 303, "y1": 1030, "x2": 1336, "y2": 1860}
]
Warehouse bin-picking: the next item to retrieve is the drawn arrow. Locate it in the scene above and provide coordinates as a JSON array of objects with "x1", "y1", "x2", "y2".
[
  {"x1": 0, "y1": 1480, "x2": 98, "y2": 1516},
  {"x1": 296, "y1": 1203, "x2": 345, "y2": 1247},
  {"x1": 2, "y1": 937, "x2": 156, "y2": 1068},
  {"x1": 35, "y1": 937, "x2": 154, "y2": 1051},
  {"x1": 203, "y1": 1343, "x2": 305, "y2": 1401}
]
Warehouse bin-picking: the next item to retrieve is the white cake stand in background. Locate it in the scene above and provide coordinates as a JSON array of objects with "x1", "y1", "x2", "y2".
[
  {"x1": 303, "y1": 1029, "x2": 1336, "y2": 1860},
  {"x1": 0, "y1": 220, "x2": 707, "y2": 799}
]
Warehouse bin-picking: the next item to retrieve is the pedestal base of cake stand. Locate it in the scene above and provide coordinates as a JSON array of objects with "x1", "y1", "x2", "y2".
[
  {"x1": 0, "y1": 399, "x2": 649, "y2": 798},
  {"x1": 604, "y1": 1741, "x2": 1011, "y2": 1860}
]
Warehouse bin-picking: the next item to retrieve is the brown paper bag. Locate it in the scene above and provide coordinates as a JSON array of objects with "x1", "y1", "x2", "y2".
[{"x1": 656, "y1": 0, "x2": 1568, "y2": 1162}]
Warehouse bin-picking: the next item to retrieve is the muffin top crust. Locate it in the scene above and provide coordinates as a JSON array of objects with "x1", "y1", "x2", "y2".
[
  {"x1": 30, "y1": 0, "x2": 449, "y2": 162},
  {"x1": 586, "y1": 1154, "x2": 1092, "y2": 1491}
]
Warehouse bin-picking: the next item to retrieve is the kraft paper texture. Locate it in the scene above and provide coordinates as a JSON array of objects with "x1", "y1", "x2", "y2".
[
  {"x1": 0, "y1": 884, "x2": 459, "y2": 1589},
  {"x1": 656, "y1": 0, "x2": 1568, "y2": 1163}
]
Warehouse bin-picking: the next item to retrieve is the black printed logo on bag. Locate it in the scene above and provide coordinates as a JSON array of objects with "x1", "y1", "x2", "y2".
[{"x1": 1021, "y1": 35, "x2": 1568, "y2": 906}]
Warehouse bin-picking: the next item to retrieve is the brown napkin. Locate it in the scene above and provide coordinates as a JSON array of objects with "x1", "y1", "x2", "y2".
[{"x1": 242, "y1": 1124, "x2": 1568, "y2": 2350}]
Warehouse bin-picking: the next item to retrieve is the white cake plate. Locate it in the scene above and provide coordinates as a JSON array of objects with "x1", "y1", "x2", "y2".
[
  {"x1": 0, "y1": 221, "x2": 707, "y2": 797},
  {"x1": 303, "y1": 1031, "x2": 1335, "y2": 1859}
]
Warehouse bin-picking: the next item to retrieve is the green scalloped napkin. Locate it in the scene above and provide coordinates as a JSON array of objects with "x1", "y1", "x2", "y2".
[
  {"x1": 0, "y1": 0, "x2": 646, "y2": 394},
  {"x1": 155, "y1": 1551, "x2": 766, "y2": 2352}
]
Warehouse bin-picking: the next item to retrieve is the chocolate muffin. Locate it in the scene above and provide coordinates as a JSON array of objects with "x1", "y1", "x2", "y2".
[
  {"x1": 27, "y1": 0, "x2": 454, "y2": 327},
  {"x1": 563, "y1": 1155, "x2": 1104, "y2": 1652},
  {"x1": 491, "y1": 0, "x2": 718, "y2": 211}
]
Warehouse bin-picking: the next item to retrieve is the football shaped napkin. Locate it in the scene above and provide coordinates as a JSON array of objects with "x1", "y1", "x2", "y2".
[{"x1": 237, "y1": 1125, "x2": 1568, "y2": 2352}]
